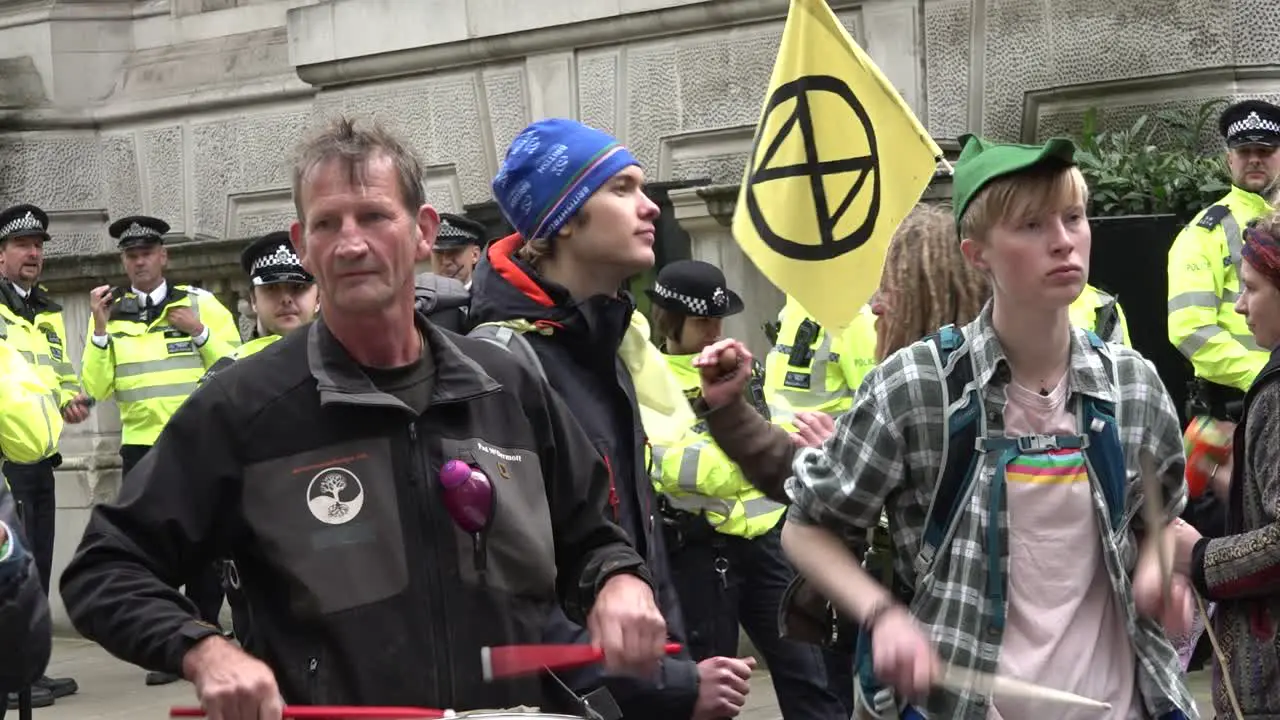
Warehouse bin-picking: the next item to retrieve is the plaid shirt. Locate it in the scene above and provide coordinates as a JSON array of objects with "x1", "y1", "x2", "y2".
[{"x1": 785, "y1": 304, "x2": 1199, "y2": 719}]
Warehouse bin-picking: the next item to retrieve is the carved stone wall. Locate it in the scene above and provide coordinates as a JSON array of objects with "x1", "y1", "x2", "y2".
[{"x1": 2, "y1": 0, "x2": 1279, "y2": 632}]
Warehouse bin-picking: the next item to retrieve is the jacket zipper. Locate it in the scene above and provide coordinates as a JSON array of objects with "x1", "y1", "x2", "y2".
[
  {"x1": 407, "y1": 422, "x2": 456, "y2": 704},
  {"x1": 642, "y1": 435, "x2": 655, "y2": 539},
  {"x1": 602, "y1": 451, "x2": 620, "y2": 523},
  {"x1": 306, "y1": 656, "x2": 320, "y2": 703}
]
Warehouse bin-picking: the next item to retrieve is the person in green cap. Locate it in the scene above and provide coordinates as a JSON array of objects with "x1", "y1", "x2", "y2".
[{"x1": 688, "y1": 135, "x2": 1199, "y2": 719}]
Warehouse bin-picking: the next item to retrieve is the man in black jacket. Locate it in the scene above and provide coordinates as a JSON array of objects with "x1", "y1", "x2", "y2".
[
  {"x1": 469, "y1": 118, "x2": 755, "y2": 720},
  {"x1": 60, "y1": 116, "x2": 670, "y2": 720}
]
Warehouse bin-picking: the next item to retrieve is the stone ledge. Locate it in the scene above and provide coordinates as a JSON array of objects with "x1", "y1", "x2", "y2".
[
  {"x1": 1021, "y1": 64, "x2": 1280, "y2": 143},
  {"x1": 39, "y1": 236, "x2": 253, "y2": 292},
  {"x1": 291, "y1": 0, "x2": 862, "y2": 89}
]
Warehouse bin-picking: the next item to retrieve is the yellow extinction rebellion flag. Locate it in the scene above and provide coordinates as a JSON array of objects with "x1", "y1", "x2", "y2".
[{"x1": 733, "y1": 0, "x2": 943, "y2": 331}]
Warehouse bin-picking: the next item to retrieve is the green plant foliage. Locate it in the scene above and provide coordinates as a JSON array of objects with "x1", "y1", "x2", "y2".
[{"x1": 1074, "y1": 99, "x2": 1232, "y2": 222}]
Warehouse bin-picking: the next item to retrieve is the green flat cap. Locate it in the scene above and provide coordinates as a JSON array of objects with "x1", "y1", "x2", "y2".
[{"x1": 951, "y1": 134, "x2": 1077, "y2": 231}]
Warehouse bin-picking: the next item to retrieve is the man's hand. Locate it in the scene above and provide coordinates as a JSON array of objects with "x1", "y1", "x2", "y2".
[
  {"x1": 61, "y1": 393, "x2": 91, "y2": 424},
  {"x1": 166, "y1": 306, "x2": 205, "y2": 337},
  {"x1": 790, "y1": 411, "x2": 835, "y2": 448},
  {"x1": 692, "y1": 656, "x2": 755, "y2": 719},
  {"x1": 692, "y1": 339, "x2": 752, "y2": 410},
  {"x1": 870, "y1": 605, "x2": 940, "y2": 700},
  {"x1": 181, "y1": 635, "x2": 283, "y2": 720},
  {"x1": 586, "y1": 573, "x2": 668, "y2": 678},
  {"x1": 89, "y1": 285, "x2": 112, "y2": 335}
]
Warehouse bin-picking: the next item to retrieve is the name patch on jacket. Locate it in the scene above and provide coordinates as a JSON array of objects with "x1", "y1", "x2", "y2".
[
  {"x1": 161, "y1": 328, "x2": 187, "y2": 339},
  {"x1": 167, "y1": 340, "x2": 193, "y2": 354},
  {"x1": 784, "y1": 371, "x2": 812, "y2": 390}
]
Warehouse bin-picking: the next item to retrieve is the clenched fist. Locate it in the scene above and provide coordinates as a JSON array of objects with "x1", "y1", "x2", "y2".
[{"x1": 587, "y1": 573, "x2": 668, "y2": 678}]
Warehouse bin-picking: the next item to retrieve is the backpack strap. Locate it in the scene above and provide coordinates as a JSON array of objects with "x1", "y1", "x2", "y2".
[
  {"x1": 915, "y1": 324, "x2": 984, "y2": 578},
  {"x1": 855, "y1": 324, "x2": 983, "y2": 717},
  {"x1": 467, "y1": 321, "x2": 549, "y2": 384},
  {"x1": 1079, "y1": 330, "x2": 1127, "y2": 529}
]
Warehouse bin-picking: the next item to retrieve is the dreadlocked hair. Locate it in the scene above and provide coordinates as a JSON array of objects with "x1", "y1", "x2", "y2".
[{"x1": 877, "y1": 202, "x2": 991, "y2": 360}]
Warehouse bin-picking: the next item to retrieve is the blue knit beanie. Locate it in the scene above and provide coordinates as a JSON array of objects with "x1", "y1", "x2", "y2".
[{"x1": 492, "y1": 118, "x2": 640, "y2": 242}]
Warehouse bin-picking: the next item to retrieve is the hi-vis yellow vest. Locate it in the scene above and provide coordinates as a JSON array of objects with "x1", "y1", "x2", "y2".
[
  {"x1": 199, "y1": 333, "x2": 283, "y2": 386},
  {"x1": 472, "y1": 312, "x2": 786, "y2": 538},
  {"x1": 0, "y1": 340, "x2": 62, "y2": 464},
  {"x1": 82, "y1": 285, "x2": 239, "y2": 446},
  {"x1": 764, "y1": 296, "x2": 877, "y2": 425},
  {"x1": 1068, "y1": 283, "x2": 1131, "y2": 347},
  {"x1": 0, "y1": 286, "x2": 80, "y2": 410},
  {"x1": 653, "y1": 354, "x2": 785, "y2": 538},
  {"x1": 1168, "y1": 185, "x2": 1273, "y2": 393}
]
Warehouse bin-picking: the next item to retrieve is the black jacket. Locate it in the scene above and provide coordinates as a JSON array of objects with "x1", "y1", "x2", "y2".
[
  {"x1": 0, "y1": 483, "x2": 51, "y2": 693},
  {"x1": 60, "y1": 313, "x2": 650, "y2": 710},
  {"x1": 469, "y1": 234, "x2": 700, "y2": 718}
]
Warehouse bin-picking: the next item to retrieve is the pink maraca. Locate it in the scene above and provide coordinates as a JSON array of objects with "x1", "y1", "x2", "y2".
[{"x1": 440, "y1": 459, "x2": 494, "y2": 534}]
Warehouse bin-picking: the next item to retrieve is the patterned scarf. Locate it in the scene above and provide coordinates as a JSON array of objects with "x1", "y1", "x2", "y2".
[{"x1": 1242, "y1": 223, "x2": 1280, "y2": 288}]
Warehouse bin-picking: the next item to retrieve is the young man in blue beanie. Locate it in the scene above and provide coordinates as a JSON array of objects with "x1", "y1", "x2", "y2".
[{"x1": 469, "y1": 118, "x2": 757, "y2": 720}]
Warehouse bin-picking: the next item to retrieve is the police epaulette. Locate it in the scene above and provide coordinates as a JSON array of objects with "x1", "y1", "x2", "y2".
[{"x1": 1198, "y1": 205, "x2": 1230, "y2": 230}]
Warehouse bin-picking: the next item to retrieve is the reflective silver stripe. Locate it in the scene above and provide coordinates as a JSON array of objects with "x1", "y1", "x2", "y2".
[
  {"x1": 768, "y1": 405, "x2": 794, "y2": 425},
  {"x1": 1222, "y1": 288, "x2": 1241, "y2": 304},
  {"x1": 678, "y1": 444, "x2": 703, "y2": 491},
  {"x1": 17, "y1": 350, "x2": 33, "y2": 363},
  {"x1": 115, "y1": 381, "x2": 199, "y2": 403},
  {"x1": 1235, "y1": 332, "x2": 1261, "y2": 351},
  {"x1": 1223, "y1": 212, "x2": 1243, "y2": 275},
  {"x1": 650, "y1": 445, "x2": 666, "y2": 482},
  {"x1": 1168, "y1": 291, "x2": 1219, "y2": 313},
  {"x1": 664, "y1": 493, "x2": 734, "y2": 518},
  {"x1": 1177, "y1": 325, "x2": 1224, "y2": 358},
  {"x1": 116, "y1": 355, "x2": 206, "y2": 378},
  {"x1": 741, "y1": 496, "x2": 784, "y2": 518},
  {"x1": 773, "y1": 343, "x2": 840, "y2": 363},
  {"x1": 52, "y1": 361, "x2": 75, "y2": 376},
  {"x1": 39, "y1": 393, "x2": 56, "y2": 458}
]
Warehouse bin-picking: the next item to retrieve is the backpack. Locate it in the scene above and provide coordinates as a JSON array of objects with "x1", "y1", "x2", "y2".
[
  {"x1": 467, "y1": 320, "x2": 550, "y2": 382},
  {"x1": 414, "y1": 272, "x2": 471, "y2": 334},
  {"x1": 777, "y1": 324, "x2": 1129, "y2": 709}
]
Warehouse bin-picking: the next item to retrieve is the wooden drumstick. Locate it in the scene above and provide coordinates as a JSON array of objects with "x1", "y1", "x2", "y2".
[{"x1": 937, "y1": 663, "x2": 1112, "y2": 712}]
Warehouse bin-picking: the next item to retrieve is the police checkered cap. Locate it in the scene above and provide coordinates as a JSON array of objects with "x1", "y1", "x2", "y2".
[
  {"x1": 1228, "y1": 111, "x2": 1280, "y2": 141},
  {"x1": 251, "y1": 244, "x2": 302, "y2": 273},
  {"x1": 0, "y1": 211, "x2": 44, "y2": 237},
  {"x1": 653, "y1": 280, "x2": 718, "y2": 315}
]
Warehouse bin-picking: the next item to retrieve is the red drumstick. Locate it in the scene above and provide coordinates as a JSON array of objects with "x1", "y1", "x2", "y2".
[{"x1": 481, "y1": 642, "x2": 683, "y2": 681}]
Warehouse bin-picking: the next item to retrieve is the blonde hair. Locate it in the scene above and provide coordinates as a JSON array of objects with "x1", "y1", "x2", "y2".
[
  {"x1": 878, "y1": 202, "x2": 991, "y2": 359},
  {"x1": 515, "y1": 236, "x2": 553, "y2": 268},
  {"x1": 513, "y1": 207, "x2": 593, "y2": 270},
  {"x1": 959, "y1": 163, "x2": 1089, "y2": 241}
]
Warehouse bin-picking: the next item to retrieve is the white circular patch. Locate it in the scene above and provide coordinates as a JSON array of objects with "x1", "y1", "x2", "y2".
[{"x1": 306, "y1": 467, "x2": 365, "y2": 525}]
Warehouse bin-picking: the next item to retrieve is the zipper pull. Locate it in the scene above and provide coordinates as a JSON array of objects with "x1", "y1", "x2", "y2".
[
  {"x1": 608, "y1": 482, "x2": 621, "y2": 523},
  {"x1": 602, "y1": 453, "x2": 620, "y2": 523}
]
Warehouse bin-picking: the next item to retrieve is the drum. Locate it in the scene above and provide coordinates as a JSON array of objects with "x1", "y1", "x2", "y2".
[{"x1": 442, "y1": 707, "x2": 578, "y2": 712}]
